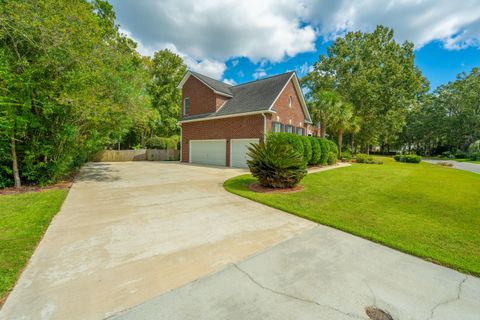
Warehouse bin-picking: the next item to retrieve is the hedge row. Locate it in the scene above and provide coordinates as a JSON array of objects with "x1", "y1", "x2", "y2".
[
  {"x1": 266, "y1": 132, "x2": 338, "y2": 166},
  {"x1": 145, "y1": 135, "x2": 180, "y2": 150}
]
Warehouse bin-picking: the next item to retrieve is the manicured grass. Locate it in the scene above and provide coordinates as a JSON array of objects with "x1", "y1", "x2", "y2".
[
  {"x1": 0, "y1": 189, "x2": 67, "y2": 304},
  {"x1": 224, "y1": 158, "x2": 480, "y2": 275}
]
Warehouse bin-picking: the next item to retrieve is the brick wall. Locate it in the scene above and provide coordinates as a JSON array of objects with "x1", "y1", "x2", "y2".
[
  {"x1": 181, "y1": 115, "x2": 264, "y2": 165},
  {"x1": 266, "y1": 79, "x2": 308, "y2": 134},
  {"x1": 182, "y1": 76, "x2": 228, "y2": 116}
]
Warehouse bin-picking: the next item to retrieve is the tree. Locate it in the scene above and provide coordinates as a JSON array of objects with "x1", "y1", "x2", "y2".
[
  {"x1": 306, "y1": 25, "x2": 429, "y2": 151},
  {"x1": 330, "y1": 101, "x2": 354, "y2": 159},
  {"x1": 0, "y1": 0, "x2": 150, "y2": 187},
  {"x1": 148, "y1": 49, "x2": 187, "y2": 137}
]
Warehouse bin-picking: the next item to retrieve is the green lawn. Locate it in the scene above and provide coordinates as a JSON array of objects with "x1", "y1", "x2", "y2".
[
  {"x1": 0, "y1": 189, "x2": 67, "y2": 304},
  {"x1": 224, "y1": 158, "x2": 480, "y2": 275}
]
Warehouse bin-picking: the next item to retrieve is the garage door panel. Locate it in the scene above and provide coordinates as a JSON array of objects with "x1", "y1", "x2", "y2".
[
  {"x1": 231, "y1": 139, "x2": 259, "y2": 168},
  {"x1": 190, "y1": 140, "x2": 226, "y2": 166}
]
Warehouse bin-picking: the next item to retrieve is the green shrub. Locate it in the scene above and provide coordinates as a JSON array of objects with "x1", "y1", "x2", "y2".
[
  {"x1": 470, "y1": 152, "x2": 480, "y2": 161},
  {"x1": 468, "y1": 140, "x2": 480, "y2": 159},
  {"x1": 455, "y1": 150, "x2": 467, "y2": 159},
  {"x1": 247, "y1": 141, "x2": 307, "y2": 188},
  {"x1": 327, "y1": 152, "x2": 337, "y2": 165},
  {"x1": 394, "y1": 154, "x2": 422, "y2": 163},
  {"x1": 327, "y1": 140, "x2": 338, "y2": 157},
  {"x1": 146, "y1": 136, "x2": 167, "y2": 149},
  {"x1": 317, "y1": 138, "x2": 330, "y2": 165},
  {"x1": 299, "y1": 136, "x2": 312, "y2": 164},
  {"x1": 356, "y1": 153, "x2": 369, "y2": 163},
  {"x1": 267, "y1": 132, "x2": 304, "y2": 162},
  {"x1": 146, "y1": 135, "x2": 179, "y2": 150},
  {"x1": 308, "y1": 137, "x2": 321, "y2": 165},
  {"x1": 341, "y1": 151, "x2": 352, "y2": 161},
  {"x1": 405, "y1": 154, "x2": 422, "y2": 163},
  {"x1": 442, "y1": 151, "x2": 454, "y2": 159}
]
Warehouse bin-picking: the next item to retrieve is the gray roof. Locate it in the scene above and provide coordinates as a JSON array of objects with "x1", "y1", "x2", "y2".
[
  {"x1": 189, "y1": 71, "x2": 233, "y2": 96},
  {"x1": 182, "y1": 71, "x2": 311, "y2": 122}
]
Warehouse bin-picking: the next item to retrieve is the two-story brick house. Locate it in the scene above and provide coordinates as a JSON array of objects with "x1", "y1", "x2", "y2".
[{"x1": 177, "y1": 70, "x2": 312, "y2": 167}]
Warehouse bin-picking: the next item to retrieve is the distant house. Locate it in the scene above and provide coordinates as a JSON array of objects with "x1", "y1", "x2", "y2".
[{"x1": 177, "y1": 71, "x2": 313, "y2": 168}]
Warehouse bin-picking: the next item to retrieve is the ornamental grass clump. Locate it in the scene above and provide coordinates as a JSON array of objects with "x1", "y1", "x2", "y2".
[{"x1": 247, "y1": 141, "x2": 307, "y2": 188}]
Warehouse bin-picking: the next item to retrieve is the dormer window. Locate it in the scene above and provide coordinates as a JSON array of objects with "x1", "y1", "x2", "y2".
[
  {"x1": 288, "y1": 96, "x2": 292, "y2": 107},
  {"x1": 183, "y1": 98, "x2": 190, "y2": 115}
]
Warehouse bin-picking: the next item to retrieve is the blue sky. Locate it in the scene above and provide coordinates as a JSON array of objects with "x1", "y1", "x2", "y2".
[
  {"x1": 111, "y1": 0, "x2": 480, "y2": 90},
  {"x1": 223, "y1": 39, "x2": 480, "y2": 91}
]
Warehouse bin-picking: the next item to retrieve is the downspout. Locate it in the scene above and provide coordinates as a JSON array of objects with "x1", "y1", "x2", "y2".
[{"x1": 262, "y1": 112, "x2": 267, "y2": 142}]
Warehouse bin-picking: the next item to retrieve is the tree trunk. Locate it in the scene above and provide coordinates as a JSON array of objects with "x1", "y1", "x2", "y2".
[
  {"x1": 351, "y1": 133, "x2": 355, "y2": 154},
  {"x1": 11, "y1": 137, "x2": 21, "y2": 188},
  {"x1": 337, "y1": 128, "x2": 343, "y2": 159},
  {"x1": 320, "y1": 121, "x2": 326, "y2": 138}
]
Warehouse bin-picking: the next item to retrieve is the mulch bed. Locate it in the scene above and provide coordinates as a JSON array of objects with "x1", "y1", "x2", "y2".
[
  {"x1": 249, "y1": 182, "x2": 304, "y2": 194},
  {"x1": 0, "y1": 180, "x2": 73, "y2": 196}
]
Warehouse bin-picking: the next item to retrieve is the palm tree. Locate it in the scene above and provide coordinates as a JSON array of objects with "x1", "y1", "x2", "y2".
[
  {"x1": 331, "y1": 101, "x2": 353, "y2": 159},
  {"x1": 309, "y1": 90, "x2": 344, "y2": 138}
]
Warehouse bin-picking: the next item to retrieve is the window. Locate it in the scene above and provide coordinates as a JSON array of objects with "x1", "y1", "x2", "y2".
[
  {"x1": 183, "y1": 98, "x2": 190, "y2": 115},
  {"x1": 272, "y1": 122, "x2": 281, "y2": 133},
  {"x1": 288, "y1": 96, "x2": 292, "y2": 107},
  {"x1": 296, "y1": 127, "x2": 304, "y2": 136},
  {"x1": 285, "y1": 125, "x2": 293, "y2": 133}
]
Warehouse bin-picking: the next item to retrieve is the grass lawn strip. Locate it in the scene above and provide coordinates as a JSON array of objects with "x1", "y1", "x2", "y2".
[
  {"x1": 224, "y1": 157, "x2": 480, "y2": 276},
  {"x1": 0, "y1": 189, "x2": 68, "y2": 304}
]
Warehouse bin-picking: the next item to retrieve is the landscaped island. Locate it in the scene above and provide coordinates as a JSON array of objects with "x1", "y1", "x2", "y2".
[{"x1": 225, "y1": 157, "x2": 480, "y2": 276}]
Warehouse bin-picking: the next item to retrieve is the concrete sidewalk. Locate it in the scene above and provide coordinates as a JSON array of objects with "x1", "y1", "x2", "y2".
[
  {"x1": 0, "y1": 162, "x2": 314, "y2": 320},
  {"x1": 112, "y1": 225, "x2": 480, "y2": 320}
]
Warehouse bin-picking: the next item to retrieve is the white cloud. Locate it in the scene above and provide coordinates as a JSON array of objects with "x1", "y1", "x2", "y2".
[
  {"x1": 223, "y1": 78, "x2": 237, "y2": 85},
  {"x1": 112, "y1": 0, "x2": 316, "y2": 79},
  {"x1": 253, "y1": 69, "x2": 268, "y2": 79},
  {"x1": 114, "y1": 0, "x2": 480, "y2": 80},
  {"x1": 302, "y1": 0, "x2": 480, "y2": 49}
]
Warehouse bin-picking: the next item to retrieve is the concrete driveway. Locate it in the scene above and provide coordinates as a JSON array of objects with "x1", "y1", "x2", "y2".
[
  {"x1": 2, "y1": 162, "x2": 479, "y2": 320},
  {"x1": 0, "y1": 162, "x2": 314, "y2": 320}
]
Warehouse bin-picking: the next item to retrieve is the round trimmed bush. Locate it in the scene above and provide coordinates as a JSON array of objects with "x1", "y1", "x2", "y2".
[
  {"x1": 327, "y1": 140, "x2": 338, "y2": 158},
  {"x1": 317, "y1": 138, "x2": 330, "y2": 165},
  {"x1": 327, "y1": 152, "x2": 337, "y2": 165},
  {"x1": 308, "y1": 137, "x2": 321, "y2": 165},
  {"x1": 247, "y1": 141, "x2": 307, "y2": 188},
  {"x1": 267, "y1": 132, "x2": 304, "y2": 161},
  {"x1": 299, "y1": 136, "x2": 312, "y2": 164}
]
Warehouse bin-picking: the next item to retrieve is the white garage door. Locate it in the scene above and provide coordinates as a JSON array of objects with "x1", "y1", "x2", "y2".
[
  {"x1": 231, "y1": 139, "x2": 259, "y2": 168},
  {"x1": 190, "y1": 140, "x2": 226, "y2": 166}
]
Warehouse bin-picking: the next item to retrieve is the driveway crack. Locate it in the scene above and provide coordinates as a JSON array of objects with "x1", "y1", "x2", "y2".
[
  {"x1": 427, "y1": 275, "x2": 468, "y2": 320},
  {"x1": 233, "y1": 263, "x2": 365, "y2": 320}
]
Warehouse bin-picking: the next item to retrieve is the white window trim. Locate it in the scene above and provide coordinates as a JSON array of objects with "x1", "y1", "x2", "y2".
[{"x1": 288, "y1": 96, "x2": 292, "y2": 108}]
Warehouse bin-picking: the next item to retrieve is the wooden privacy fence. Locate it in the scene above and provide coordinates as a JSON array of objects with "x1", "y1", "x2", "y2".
[{"x1": 91, "y1": 149, "x2": 180, "y2": 162}]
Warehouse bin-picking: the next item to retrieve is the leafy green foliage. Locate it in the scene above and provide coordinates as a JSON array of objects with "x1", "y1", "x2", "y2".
[
  {"x1": 341, "y1": 151, "x2": 352, "y2": 161},
  {"x1": 299, "y1": 136, "x2": 312, "y2": 164},
  {"x1": 247, "y1": 141, "x2": 307, "y2": 188},
  {"x1": 267, "y1": 132, "x2": 305, "y2": 162},
  {"x1": 327, "y1": 152, "x2": 337, "y2": 165},
  {"x1": 327, "y1": 140, "x2": 338, "y2": 157},
  {"x1": 145, "y1": 135, "x2": 179, "y2": 150},
  {"x1": 304, "y1": 25, "x2": 428, "y2": 150},
  {"x1": 147, "y1": 50, "x2": 187, "y2": 137},
  {"x1": 0, "y1": 0, "x2": 152, "y2": 186},
  {"x1": 317, "y1": 138, "x2": 330, "y2": 165},
  {"x1": 401, "y1": 68, "x2": 480, "y2": 155},
  {"x1": 308, "y1": 137, "x2": 321, "y2": 165},
  {"x1": 394, "y1": 154, "x2": 422, "y2": 163}
]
